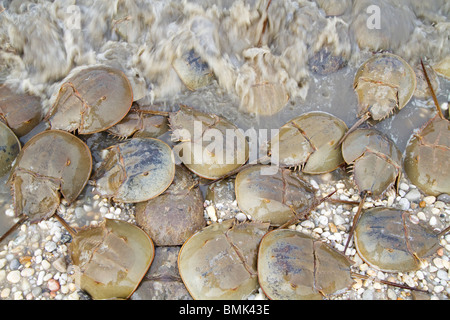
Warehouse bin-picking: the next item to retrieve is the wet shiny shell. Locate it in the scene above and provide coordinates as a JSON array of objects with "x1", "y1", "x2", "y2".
[
  {"x1": 135, "y1": 165, "x2": 205, "y2": 246},
  {"x1": 354, "y1": 207, "x2": 441, "y2": 272},
  {"x1": 9, "y1": 130, "x2": 92, "y2": 222},
  {"x1": 47, "y1": 66, "x2": 133, "y2": 134},
  {"x1": 353, "y1": 53, "x2": 416, "y2": 121},
  {"x1": 170, "y1": 105, "x2": 249, "y2": 179},
  {"x1": 94, "y1": 138, "x2": 175, "y2": 203},
  {"x1": 172, "y1": 49, "x2": 213, "y2": 91},
  {"x1": 258, "y1": 229, "x2": 354, "y2": 300},
  {"x1": 0, "y1": 84, "x2": 44, "y2": 137},
  {"x1": 70, "y1": 219, "x2": 155, "y2": 300},
  {"x1": 404, "y1": 115, "x2": 450, "y2": 196},
  {"x1": 342, "y1": 128, "x2": 402, "y2": 197},
  {"x1": 235, "y1": 165, "x2": 315, "y2": 226},
  {"x1": 269, "y1": 111, "x2": 347, "y2": 173},
  {"x1": 0, "y1": 121, "x2": 21, "y2": 177},
  {"x1": 178, "y1": 219, "x2": 269, "y2": 300}
]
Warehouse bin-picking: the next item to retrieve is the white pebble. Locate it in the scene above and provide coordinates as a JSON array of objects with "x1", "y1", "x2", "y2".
[
  {"x1": 437, "y1": 270, "x2": 449, "y2": 281},
  {"x1": 387, "y1": 289, "x2": 397, "y2": 300},
  {"x1": 1, "y1": 288, "x2": 10, "y2": 298},
  {"x1": 104, "y1": 213, "x2": 115, "y2": 219},
  {"x1": 317, "y1": 215, "x2": 328, "y2": 227},
  {"x1": 310, "y1": 179, "x2": 319, "y2": 190},
  {"x1": 434, "y1": 258, "x2": 444, "y2": 269},
  {"x1": 333, "y1": 215, "x2": 346, "y2": 226},
  {"x1": 429, "y1": 216, "x2": 437, "y2": 226},
  {"x1": 434, "y1": 285, "x2": 444, "y2": 293},
  {"x1": 405, "y1": 189, "x2": 421, "y2": 202},
  {"x1": 21, "y1": 268, "x2": 35, "y2": 277},
  {"x1": 206, "y1": 206, "x2": 217, "y2": 222},
  {"x1": 416, "y1": 270, "x2": 425, "y2": 280},
  {"x1": 235, "y1": 212, "x2": 247, "y2": 222},
  {"x1": 37, "y1": 271, "x2": 45, "y2": 286},
  {"x1": 301, "y1": 220, "x2": 315, "y2": 229},
  {"x1": 6, "y1": 270, "x2": 21, "y2": 284},
  {"x1": 431, "y1": 208, "x2": 441, "y2": 215},
  {"x1": 42, "y1": 259, "x2": 51, "y2": 270},
  {"x1": 399, "y1": 183, "x2": 410, "y2": 191},
  {"x1": 398, "y1": 198, "x2": 410, "y2": 210},
  {"x1": 45, "y1": 241, "x2": 57, "y2": 252},
  {"x1": 417, "y1": 211, "x2": 427, "y2": 221},
  {"x1": 5, "y1": 208, "x2": 15, "y2": 217},
  {"x1": 424, "y1": 196, "x2": 436, "y2": 205},
  {"x1": 336, "y1": 183, "x2": 346, "y2": 189},
  {"x1": 43, "y1": 273, "x2": 53, "y2": 281},
  {"x1": 313, "y1": 228, "x2": 323, "y2": 234}
]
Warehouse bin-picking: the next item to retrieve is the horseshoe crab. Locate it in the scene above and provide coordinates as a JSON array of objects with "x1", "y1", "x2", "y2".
[
  {"x1": 341, "y1": 128, "x2": 402, "y2": 252},
  {"x1": 45, "y1": 66, "x2": 133, "y2": 134},
  {"x1": 354, "y1": 207, "x2": 448, "y2": 273},
  {"x1": 0, "y1": 130, "x2": 92, "y2": 244},
  {"x1": 0, "y1": 121, "x2": 21, "y2": 177},
  {"x1": 107, "y1": 105, "x2": 169, "y2": 139},
  {"x1": 269, "y1": 111, "x2": 348, "y2": 173},
  {"x1": 257, "y1": 229, "x2": 354, "y2": 300},
  {"x1": 135, "y1": 165, "x2": 205, "y2": 246},
  {"x1": 338, "y1": 53, "x2": 416, "y2": 145},
  {"x1": 69, "y1": 219, "x2": 155, "y2": 300},
  {"x1": 178, "y1": 219, "x2": 269, "y2": 300},
  {"x1": 172, "y1": 49, "x2": 214, "y2": 91},
  {"x1": 93, "y1": 137, "x2": 175, "y2": 203},
  {"x1": 0, "y1": 84, "x2": 44, "y2": 137},
  {"x1": 236, "y1": 46, "x2": 289, "y2": 116},
  {"x1": 404, "y1": 61, "x2": 450, "y2": 196},
  {"x1": 235, "y1": 165, "x2": 316, "y2": 226},
  {"x1": 8, "y1": 130, "x2": 92, "y2": 223},
  {"x1": 169, "y1": 105, "x2": 249, "y2": 180}
]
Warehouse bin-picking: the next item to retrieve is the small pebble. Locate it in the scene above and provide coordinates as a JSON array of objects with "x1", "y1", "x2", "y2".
[
  {"x1": 417, "y1": 211, "x2": 427, "y2": 221},
  {"x1": 437, "y1": 194, "x2": 450, "y2": 203},
  {"x1": 48, "y1": 279, "x2": 60, "y2": 292},
  {"x1": 1, "y1": 288, "x2": 10, "y2": 298},
  {"x1": 206, "y1": 206, "x2": 217, "y2": 222},
  {"x1": 424, "y1": 196, "x2": 436, "y2": 205},
  {"x1": 32, "y1": 287, "x2": 42, "y2": 298},
  {"x1": 9, "y1": 258, "x2": 20, "y2": 270},
  {"x1": 45, "y1": 241, "x2": 57, "y2": 252},
  {"x1": 430, "y1": 216, "x2": 437, "y2": 226},
  {"x1": 41, "y1": 260, "x2": 51, "y2": 270},
  {"x1": 405, "y1": 189, "x2": 421, "y2": 202},
  {"x1": 7, "y1": 270, "x2": 21, "y2": 284},
  {"x1": 398, "y1": 198, "x2": 410, "y2": 210},
  {"x1": 235, "y1": 212, "x2": 247, "y2": 222},
  {"x1": 437, "y1": 270, "x2": 449, "y2": 281},
  {"x1": 434, "y1": 285, "x2": 444, "y2": 294}
]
